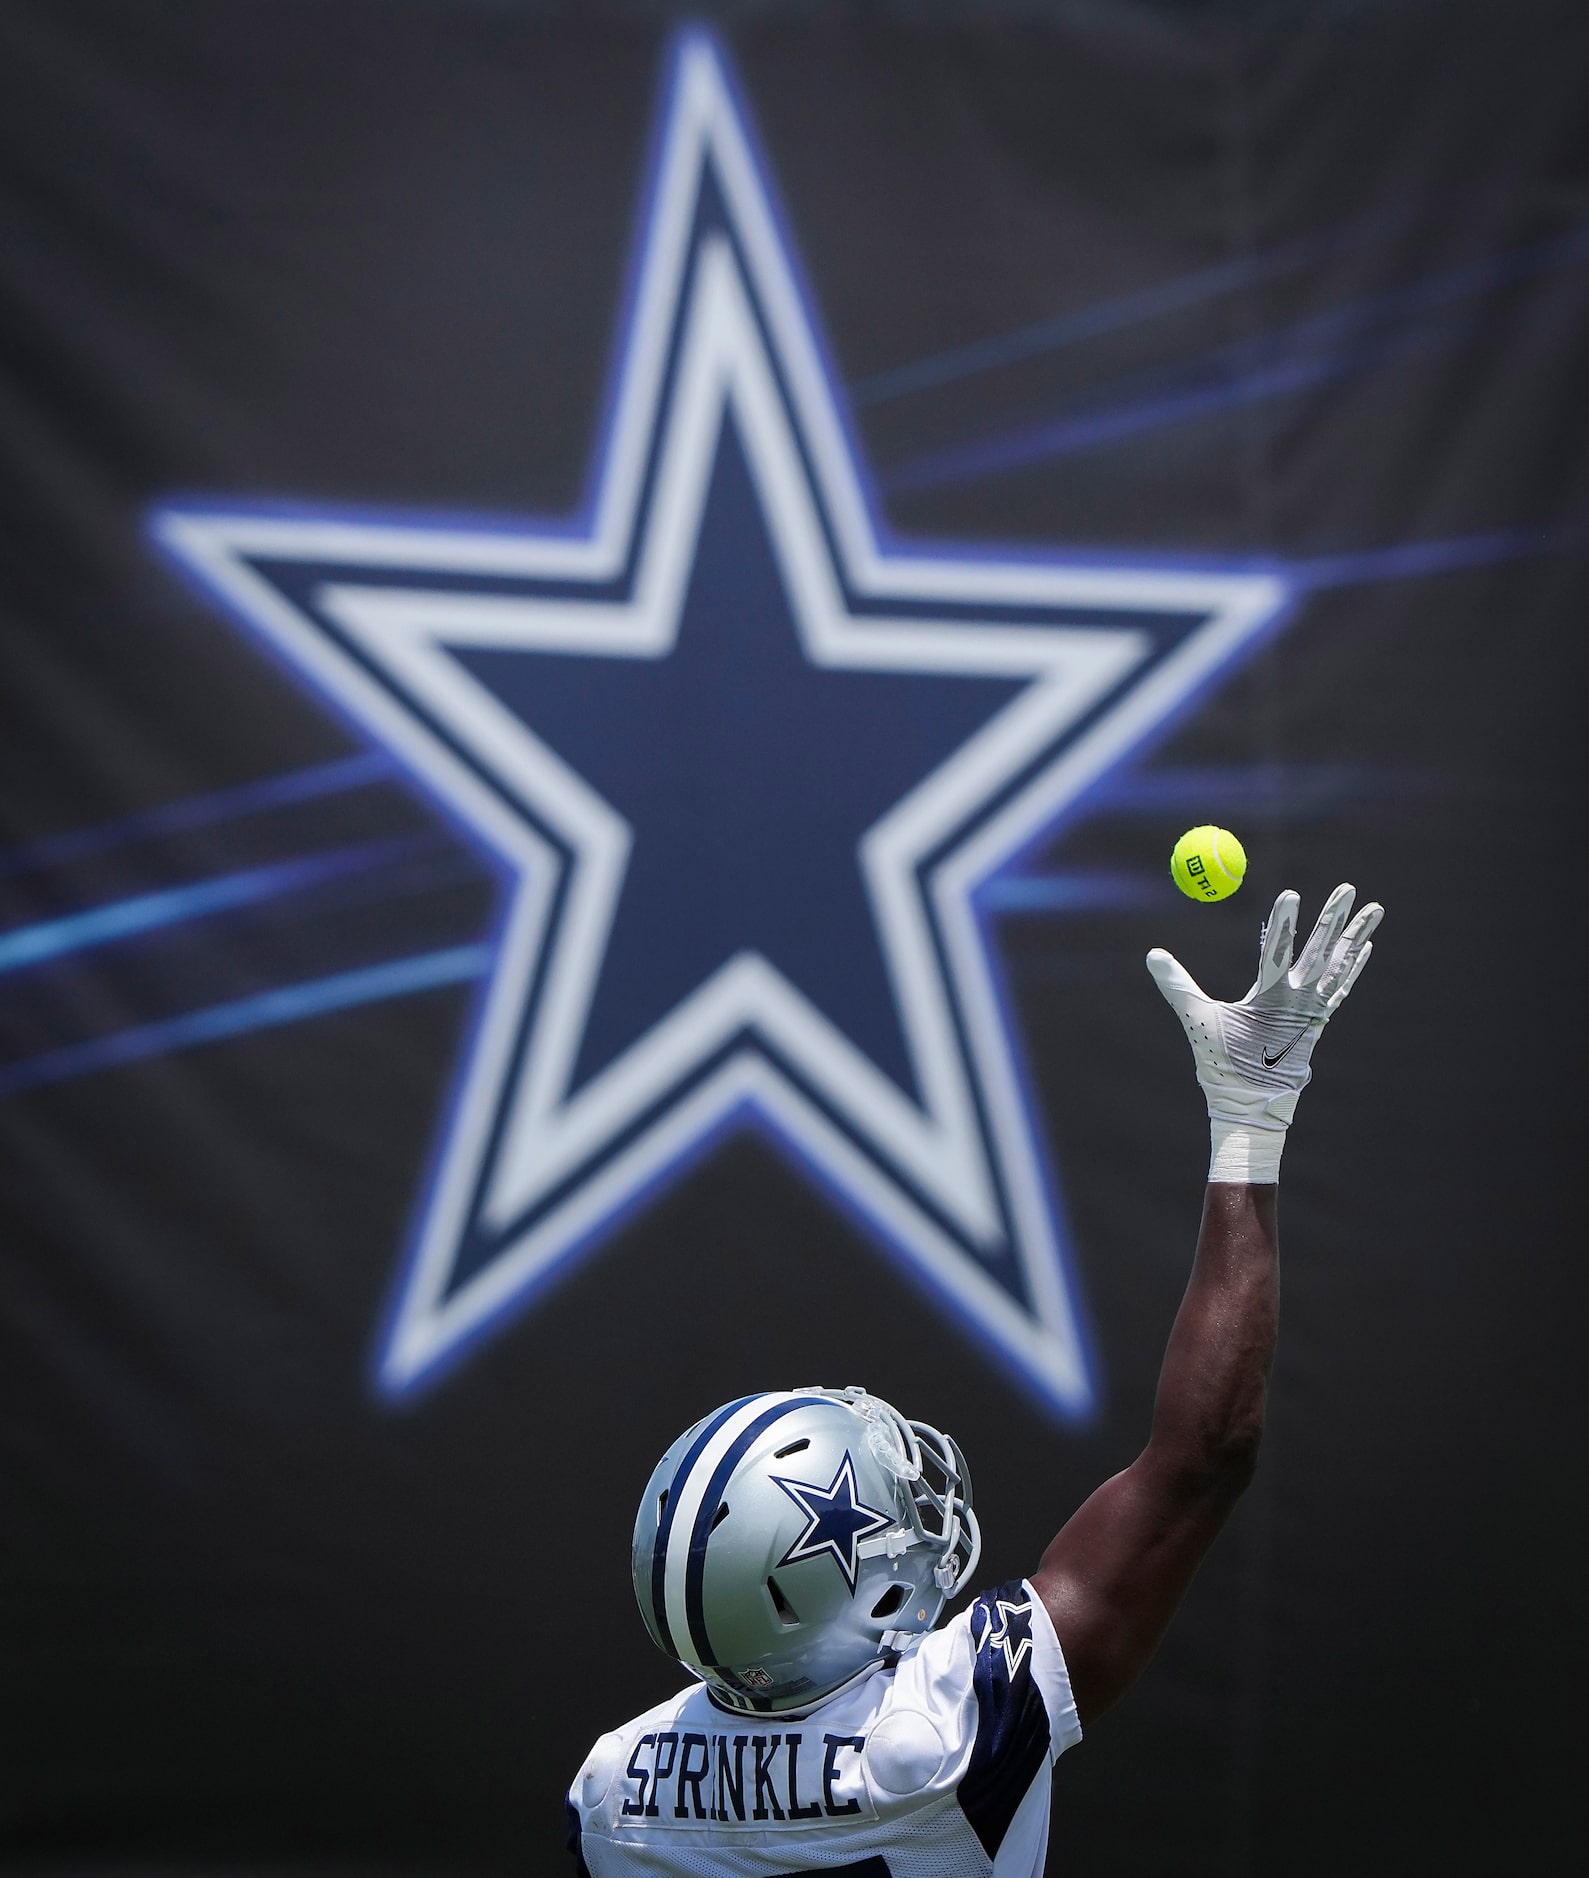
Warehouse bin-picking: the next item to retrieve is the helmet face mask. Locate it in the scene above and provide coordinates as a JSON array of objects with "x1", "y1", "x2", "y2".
[{"x1": 632, "y1": 1386, "x2": 980, "y2": 1716}]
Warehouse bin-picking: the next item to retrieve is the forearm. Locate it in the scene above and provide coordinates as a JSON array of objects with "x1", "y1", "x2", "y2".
[
  {"x1": 1032, "y1": 1182, "x2": 1279, "y2": 1720},
  {"x1": 1145, "y1": 1182, "x2": 1278, "y2": 1490},
  {"x1": 1035, "y1": 886, "x2": 1379, "y2": 1724}
]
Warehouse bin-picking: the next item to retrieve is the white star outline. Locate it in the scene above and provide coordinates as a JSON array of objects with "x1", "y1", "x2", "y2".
[
  {"x1": 151, "y1": 33, "x2": 1290, "y2": 1417},
  {"x1": 975, "y1": 1595, "x2": 1036, "y2": 1681},
  {"x1": 771, "y1": 1451, "x2": 895, "y2": 1594}
]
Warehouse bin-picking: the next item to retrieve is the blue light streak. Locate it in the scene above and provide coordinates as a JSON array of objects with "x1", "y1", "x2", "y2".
[
  {"x1": 884, "y1": 348, "x2": 1351, "y2": 490},
  {"x1": 0, "y1": 835, "x2": 426, "y2": 977},
  {"x1": 882, "y1": 223, "x2": 1589, "y2": 492},
  {"x1": 980, "y1": 870, "x2": 1171, "y2": 913},
  {"x1": 1293, "y1": 520, "x2": 1587, "y2": 590},
  {"x1": 0, "y1": 752, "x2": 395, "y2": 882},
  {"x1": 849, "y1": 211, "x2": 1408, "y2": 407},
  {"x1": 0, "y1": 946, "x2": 491, "y2": 1100},
  {"x1": 1089, "y1": 762, "x2": 1432, "y2": 815}
]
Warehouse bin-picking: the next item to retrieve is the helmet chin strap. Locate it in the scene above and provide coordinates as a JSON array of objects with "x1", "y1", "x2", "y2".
[
  {"x1": 856, "y1": 1525, "x2": 914, "y2": 1562},
  {"x1": 855, "y1": 1525, "x2": 963, "y2": 1592}
]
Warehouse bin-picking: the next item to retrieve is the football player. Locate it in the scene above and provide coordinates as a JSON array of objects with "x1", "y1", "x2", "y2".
[{"x1": 568, "y1": 883, "x2": 1382, "y2": 1876}]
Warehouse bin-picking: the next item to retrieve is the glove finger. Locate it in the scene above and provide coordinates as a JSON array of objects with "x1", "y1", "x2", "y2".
[
  {"x1": 1146, "y1": 947, "x2": 1208, "y2": 1012},
  {"x1": 1317, "y1": 901, "x2": 1383, "y2": 997},
  {"x1": 1325, "y1": 938, "x2": 1373, "y2": 1014},
  {"x1": 1293, "y1": 883, "x2": 1356, "y2": 989},
  {"x1": 1254, "y1": 890, "x2": 1301, "y2": 993}
]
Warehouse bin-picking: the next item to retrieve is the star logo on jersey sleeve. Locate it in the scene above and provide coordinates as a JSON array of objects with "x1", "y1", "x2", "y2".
[
  {"x1": 152, "y1": 33, "x2": 1290, "y2": 1420},
  {"x1": 772, "y1": 1452, "x2": 895, "y2": 1593},
  {"x1": 975, "y1": 1594, "x2": 1036, "y2": 1681}
]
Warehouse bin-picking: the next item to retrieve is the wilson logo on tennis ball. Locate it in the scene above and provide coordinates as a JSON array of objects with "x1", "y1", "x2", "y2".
[{"x1": 1171, "y1": 827, "x2": 1248, "y2": 902}]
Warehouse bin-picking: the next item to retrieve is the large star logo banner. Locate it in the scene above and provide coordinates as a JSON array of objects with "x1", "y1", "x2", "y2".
[{"x1": 153, "y1": 34, "x2": 1289, "y2": 1419}]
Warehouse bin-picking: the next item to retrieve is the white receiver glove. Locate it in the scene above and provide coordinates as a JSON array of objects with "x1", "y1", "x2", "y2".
[{"x1": 1147, "y1": 883, "x2": 1383, "y2": 1182}]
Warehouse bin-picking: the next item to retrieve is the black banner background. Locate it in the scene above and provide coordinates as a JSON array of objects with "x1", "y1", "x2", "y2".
[{"x1": 2, "y1": 3, "x2": 1585, "y2": 1872}]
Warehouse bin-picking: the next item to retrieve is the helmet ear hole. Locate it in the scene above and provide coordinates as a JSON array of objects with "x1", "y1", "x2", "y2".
[
  {"x1": 869, "y1": 1583, "x2": 909, "y2": 1621},
  {"x1": 766, "y1": 1576, "x2": 801, "y2": 1628}
]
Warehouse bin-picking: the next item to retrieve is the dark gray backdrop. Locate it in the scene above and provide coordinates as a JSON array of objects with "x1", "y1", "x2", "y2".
[{"x1": 2, "y1": 2, "x2": 1585, "y2": 1872}]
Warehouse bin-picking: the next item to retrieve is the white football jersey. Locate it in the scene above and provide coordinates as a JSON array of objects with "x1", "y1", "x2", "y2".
[{"x1": 567, "y1": 1578, "x2": 1082, "y2": 1878}]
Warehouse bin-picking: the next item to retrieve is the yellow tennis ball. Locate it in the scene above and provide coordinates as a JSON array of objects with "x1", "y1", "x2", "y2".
[{"x1": 1170, "y1": 825, "x2": 1247, "y2": 902}]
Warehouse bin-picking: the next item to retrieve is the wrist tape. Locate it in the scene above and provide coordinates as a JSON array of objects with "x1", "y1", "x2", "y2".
[{"x1": 1208, "y1": 1118, "x2": 1285, "y2": 1184}]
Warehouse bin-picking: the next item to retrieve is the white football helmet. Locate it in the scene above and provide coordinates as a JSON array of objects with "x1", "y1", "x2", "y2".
[{"x1": 632, "y1": 1386, "x2": 980, "y2": 1716}]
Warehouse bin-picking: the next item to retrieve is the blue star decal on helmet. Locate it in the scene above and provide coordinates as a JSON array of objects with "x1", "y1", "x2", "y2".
[
  {"x1": 151, "y1": 32, "x2": 1290, "y2": 1419},
  {"x1": 772, "y1": 1451, "x2": 896, "y2": 1593}
]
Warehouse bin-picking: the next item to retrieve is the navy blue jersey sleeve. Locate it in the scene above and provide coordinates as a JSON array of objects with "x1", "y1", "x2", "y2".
[{"x1": 956, "y1": 1578, "x2": 1079, "y2": 1860}]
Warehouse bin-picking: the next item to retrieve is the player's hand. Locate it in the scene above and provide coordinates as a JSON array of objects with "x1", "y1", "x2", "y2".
[{"x1": 1146, "y1": 884, "x2": 1383, "y2": 1133}]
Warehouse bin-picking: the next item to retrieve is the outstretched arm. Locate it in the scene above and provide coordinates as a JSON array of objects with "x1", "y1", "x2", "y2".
[
  {"x1": 1031, "y1": 884, "x2": 1382, "y2": 1725},
  {"x1": 1033, "y1": 1182, "x2": 1276, "y2": 1723}
]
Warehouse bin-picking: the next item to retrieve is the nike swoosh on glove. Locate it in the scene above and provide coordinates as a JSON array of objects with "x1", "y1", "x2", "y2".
[{"x1": 1148, "y1": 883, "x2": 1383, "y2": 1136}]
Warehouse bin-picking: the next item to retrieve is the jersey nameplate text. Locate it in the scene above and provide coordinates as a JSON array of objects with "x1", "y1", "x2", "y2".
[{"x1": 617, "y1": 1729, "x2": 874, "y2": 1829}]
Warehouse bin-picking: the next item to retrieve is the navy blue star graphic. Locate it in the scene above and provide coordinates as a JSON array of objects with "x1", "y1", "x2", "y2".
[
  {"x1": 152, "y1": 31, "x2": 1289, "y2": 1416},
  {"x1": 458, "y1": 413, "x2": 1022, "y2": 1097},
  {"x1": 773, "y1": 1452, "x2": 895, "y2": 1593}
]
